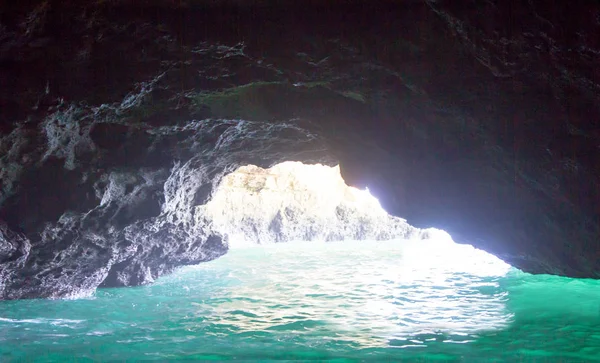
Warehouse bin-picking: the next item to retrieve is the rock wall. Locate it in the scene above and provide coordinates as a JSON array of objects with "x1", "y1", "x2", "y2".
[
  {"x1": 201, "y1": 162, "x2": 422, "y2": 246},
  {"x1": 0, "y1": 90, "x2": 333, "y2": 299},
  {"x1": 0, "y1": 0, "x2": 599, "y2": 299}
]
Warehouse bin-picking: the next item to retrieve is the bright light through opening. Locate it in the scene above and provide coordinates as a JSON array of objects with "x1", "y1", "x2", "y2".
[
  {"x1": 189, "y1": 162, "x2": 517, "y2": 344},
  {"x1": 201, "y1": 161, "x2": 512, "y2": 278},
  {"x1": 401, "y1": 229, "x2": 512, "y2": 278}
]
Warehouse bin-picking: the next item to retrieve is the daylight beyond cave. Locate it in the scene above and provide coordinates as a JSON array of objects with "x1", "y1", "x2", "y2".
[
  {"x1": 201, "y1": 161, "x2": 422, "y2": 246},
  {"x1": 202, "y1": 161, "x2": 510, "y2": 275}
]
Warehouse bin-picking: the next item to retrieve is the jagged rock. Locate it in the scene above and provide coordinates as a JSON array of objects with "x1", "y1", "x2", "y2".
[
  {"x1": 201, "y1": 162, "x2": 421, "y2": 245},
  {"x1": 0, "y1": 0, "x2": 599, "y2": 299},
  {"x1": 0, "y1": 222, "x2": 31, "y2": 299}
]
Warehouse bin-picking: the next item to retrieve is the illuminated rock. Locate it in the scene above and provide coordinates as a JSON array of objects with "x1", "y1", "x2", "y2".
[{"x1": 201, "y1": 162, "x2": 420, "y2": 246}]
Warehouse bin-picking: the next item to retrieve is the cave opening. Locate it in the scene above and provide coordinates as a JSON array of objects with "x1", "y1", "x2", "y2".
[
  {"x1": 202, "y1": 160, "x2": 512, "y2": 278},
  {"x1": 138, "y1": 161, "x2": 518, "y2": 344},
  {"x1": 1, "y1": 0, "x2": 599, "y2": 358}
]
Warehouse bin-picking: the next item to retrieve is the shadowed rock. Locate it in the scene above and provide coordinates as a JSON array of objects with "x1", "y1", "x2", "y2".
[{"x1": 0, "y1": 0, "x2": 599, "y2": 299}]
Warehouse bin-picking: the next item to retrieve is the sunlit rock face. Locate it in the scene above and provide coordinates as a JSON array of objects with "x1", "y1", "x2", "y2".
[
  {"x1": 0, "y1": 0, "x2": 599, "y2": 299},
  {"x1": 202, "y1": 162, "x2": 421, "y2": 245}
]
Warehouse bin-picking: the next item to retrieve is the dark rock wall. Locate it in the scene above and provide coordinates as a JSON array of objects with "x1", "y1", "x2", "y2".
[{"x1": 0, "y1": 0, "x2": 599, "y2": 299}]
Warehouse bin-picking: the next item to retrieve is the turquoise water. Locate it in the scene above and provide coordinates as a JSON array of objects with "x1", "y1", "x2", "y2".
[{"x1": 2, "y1": 239, "x2": 600, "y2": 362}]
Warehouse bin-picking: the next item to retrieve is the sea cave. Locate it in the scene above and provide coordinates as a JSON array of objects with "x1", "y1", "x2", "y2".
[{"x1": 1, "y1": 0, "x2": 599, "y2": 360}]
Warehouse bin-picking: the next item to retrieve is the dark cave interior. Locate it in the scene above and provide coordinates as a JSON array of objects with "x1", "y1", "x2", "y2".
[{"x1": 0, "y1": 0, "x2": 599, "y2": 300}]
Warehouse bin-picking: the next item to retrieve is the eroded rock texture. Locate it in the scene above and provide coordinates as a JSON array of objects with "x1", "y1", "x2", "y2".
[
  {"x1": 202, "y1": 162, "x2": 425, "y2": 245},
  {"x1": 0, "y1": 0, "x2": 599, "y2": 299}
]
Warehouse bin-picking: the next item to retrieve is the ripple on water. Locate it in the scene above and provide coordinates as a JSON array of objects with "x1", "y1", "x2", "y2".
[{"x1": 2, "y1": 239, "x2": 600, "y2": 361}]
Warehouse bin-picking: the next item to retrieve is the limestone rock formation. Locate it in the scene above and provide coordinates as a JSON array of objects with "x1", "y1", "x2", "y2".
[{"x1": 201, "y1": 162, "x2": 422, "y2": 245}]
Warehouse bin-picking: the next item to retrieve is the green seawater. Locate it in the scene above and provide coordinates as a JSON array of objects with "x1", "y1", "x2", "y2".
[{"x1": 2, "y1": 240, "x2": 600, "y2": 362}]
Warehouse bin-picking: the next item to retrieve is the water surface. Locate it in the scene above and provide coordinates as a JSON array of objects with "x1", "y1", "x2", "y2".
[{"x1": 2, "y1": 240, "x2": 600, "y2": 362}]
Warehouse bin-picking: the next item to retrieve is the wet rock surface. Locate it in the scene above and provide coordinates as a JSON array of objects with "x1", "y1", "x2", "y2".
[{"x1": 0, "y1": 0, "x2": 599, "y2": 299}]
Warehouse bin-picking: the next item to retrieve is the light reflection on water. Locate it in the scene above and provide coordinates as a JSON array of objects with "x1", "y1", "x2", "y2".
[
  {"x1": 7, "y1": 238, "x2": 600, "y2": 361},
  {"x1": 192, "y1": 239, "x2": 513, "y2": 348}
]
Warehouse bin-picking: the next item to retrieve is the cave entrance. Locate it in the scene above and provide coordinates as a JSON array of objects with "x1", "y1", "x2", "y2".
[
  {"x1": 200, "y1": 161, "x2": 511, "y2": 277},
  {"x1": 191, "y1": 161, "x2": 515, "y2": 338}
]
